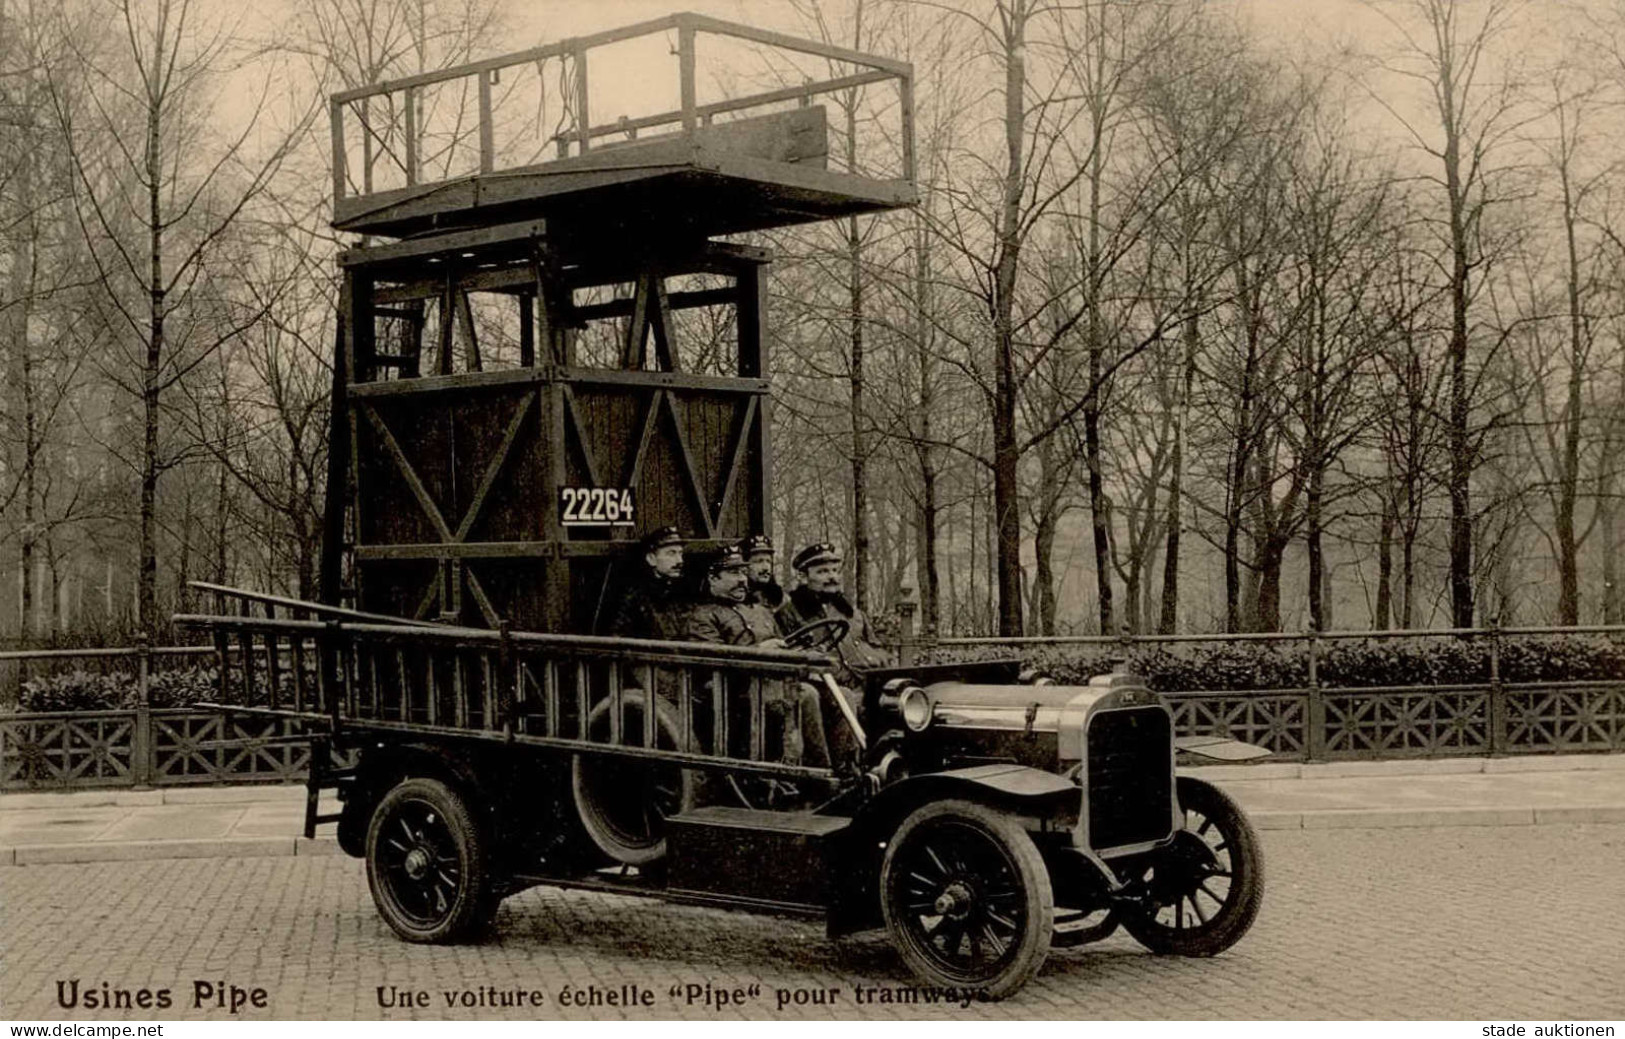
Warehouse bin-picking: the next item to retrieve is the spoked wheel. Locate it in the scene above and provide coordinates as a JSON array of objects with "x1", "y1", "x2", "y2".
[
  {"x1": 571, "y1": 692, "x2": 696, "y2": 865},
  {"x1": 365, "y1": 777, "x2": 496, "y2": 943},
  {"x1": 1120, "y1": 776, "x2": 1264, "y2": 956},
  {"x1": 881, "y1": 800, "x2": 1053, "y2": 998}
]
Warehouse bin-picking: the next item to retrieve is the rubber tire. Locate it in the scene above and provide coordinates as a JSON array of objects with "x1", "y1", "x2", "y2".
[
  {"x1": 880, "y1": 799, "x2": 1054, "y2": 999},
  {"x1": 1121, "y1": 776, "x2": 1264, "y2": 956},
  {"x1": 365, "y1": 777, "x2": 493, "y2": 944},
  {"x1": 570, "y1": 693, "x2": 696, "y2": 866}
]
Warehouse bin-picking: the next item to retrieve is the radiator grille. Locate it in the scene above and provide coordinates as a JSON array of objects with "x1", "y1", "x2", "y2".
[{"x1": 1086, "y1": 707, "x2": 1174, "y2": 849}]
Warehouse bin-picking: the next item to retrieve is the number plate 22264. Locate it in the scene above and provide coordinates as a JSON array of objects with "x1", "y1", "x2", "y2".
[{"x1": 558, "y1": 486, "x2": 636, "y2": 527}]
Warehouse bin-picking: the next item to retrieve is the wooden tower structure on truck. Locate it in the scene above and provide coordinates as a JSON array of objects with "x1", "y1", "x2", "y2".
[{"x1": 317, "y1": 12, "x2": 916, "y2": 632}]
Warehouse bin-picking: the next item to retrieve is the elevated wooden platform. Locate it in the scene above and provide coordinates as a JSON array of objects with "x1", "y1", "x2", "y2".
[
  {"x1": 328, "y1": 12, "x2": 916, "y2": 243},
  {"x1": 336, "y1": 107, "x2": 915, "y2": 241}
]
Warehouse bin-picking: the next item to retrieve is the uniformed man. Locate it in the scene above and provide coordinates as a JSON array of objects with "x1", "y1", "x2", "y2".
[
  {"x1": 607, "y1": 526, "x2": 690, "y2": 640},
  {"x1": 688, "y1": 544, "x2": 783, "y2": 645},
  {"x1": 738, "y1": 534, "x2": 785, "y2": 610},
  {"x1": 686, "y1": 545, "x2": 833, "y2": 768},
  {"x1": 778, "y1": 541, "x2": 891, "y2": 674}
]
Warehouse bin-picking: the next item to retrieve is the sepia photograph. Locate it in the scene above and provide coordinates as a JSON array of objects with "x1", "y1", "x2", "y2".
[{"x1": 1, "y1": 0, "x2": 1623, "y2": 1023}]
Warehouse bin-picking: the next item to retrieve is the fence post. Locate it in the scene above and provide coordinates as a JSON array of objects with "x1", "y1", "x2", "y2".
[
  {"x1": 896, "y1": 586, "x2": 917, "y2": 668},
  {"x1": 1488, "y1": 615, "x2": 1507, "y2": 756},
  {"x1": 1306, "y1": 625, "x2": 1326, "y2": 763},
  {"x1": 132, "y1": 633, "x2": 154, "y2": 788}
]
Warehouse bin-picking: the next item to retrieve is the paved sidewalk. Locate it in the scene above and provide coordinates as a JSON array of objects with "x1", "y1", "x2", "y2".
[{"x1": 2, "y1": 753, "x2": 1623, "y2": 866}]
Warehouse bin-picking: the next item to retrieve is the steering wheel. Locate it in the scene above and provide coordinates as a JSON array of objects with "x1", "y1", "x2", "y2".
[{"x1": 782, "y1": 617, "x2": 850, "y2": 653}]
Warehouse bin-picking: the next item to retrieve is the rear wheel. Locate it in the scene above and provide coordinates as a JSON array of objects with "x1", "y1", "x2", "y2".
[
  {"x1": 1120, "y1": 776, "x2": 1263, "y2": 956},
  {"x1": 571, "y1": 692, "x2": 696, "y2": 865},
  {"x1": 365, "y1": 777, "x2": 496, "y2": 943},
  {"x1": 880, "y1": 800, "x2": 1053, "y2": 998}
]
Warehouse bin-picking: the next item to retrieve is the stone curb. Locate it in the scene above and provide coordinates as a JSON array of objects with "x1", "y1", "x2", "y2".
[
  {"x1": 1188, "y1": 753, "x2": 1625, "y2": 782},
  {"x1": 0, "y1": 834, "x2": 340, "y2": 866},
  {"x1": 1251, "y1": 805, "x2": 1625, "y2": 829},
  {"x1": 0, "y1": 785, "x2": 306, "y2": 811}
]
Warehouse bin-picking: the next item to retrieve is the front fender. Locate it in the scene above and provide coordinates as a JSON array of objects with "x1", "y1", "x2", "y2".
[
  {"x1": 855, "y1": 763, "x2": 1078, "y2": 836},
  {"x1": 827, "y1": 764, "x2": 1078, "y2": 938}
]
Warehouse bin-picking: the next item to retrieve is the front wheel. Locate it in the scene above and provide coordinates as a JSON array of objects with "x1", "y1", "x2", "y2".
[
  {"x1": 880, "y1": 800, "x2": 1053, "y2": 998},
  {"x1": 1119, "y1": 776, "x2": 1264, "y2": 956},
  {"x1": 365, "y1": 777, "x2": 496, "y2": 943}
]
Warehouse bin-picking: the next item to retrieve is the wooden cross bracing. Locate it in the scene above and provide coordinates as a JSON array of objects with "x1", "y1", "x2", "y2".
[
  {"x1": 325, "y1": 228, "x2": 772, "y2": 630},
  {"x1": 620, "y1": 272, "x2": 679, "y2": 372},
  {"x1": 359, "y1": 395, "x2": 534, "y2": 625},
  {"x1": 564, "y1": 386, "x2": 758, "y2": 541}
]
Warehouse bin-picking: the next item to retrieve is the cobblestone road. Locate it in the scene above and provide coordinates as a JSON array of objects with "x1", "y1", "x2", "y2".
[{"x1": 4, "y1": 824, "x2": 1623, "y2": 1021}]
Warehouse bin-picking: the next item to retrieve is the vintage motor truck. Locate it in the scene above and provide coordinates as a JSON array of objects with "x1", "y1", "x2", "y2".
[{"x1": 179, "y1": 12, "x2": 1266, "y2": 999}]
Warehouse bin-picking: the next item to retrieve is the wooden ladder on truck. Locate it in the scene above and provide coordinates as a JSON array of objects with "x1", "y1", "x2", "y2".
[{"x1": 184, "y1": 582, "x2": 444, "y2": 839}]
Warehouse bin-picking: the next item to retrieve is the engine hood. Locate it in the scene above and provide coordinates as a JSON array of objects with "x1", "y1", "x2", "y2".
[{"x1": 922, "y1": 671, "x2": 1163, "y2": 764}]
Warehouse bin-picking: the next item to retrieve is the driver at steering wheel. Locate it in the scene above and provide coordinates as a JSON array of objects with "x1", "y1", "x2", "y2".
[{"x1": 778, "y1": 542, "x2": 891, "y2": 680}]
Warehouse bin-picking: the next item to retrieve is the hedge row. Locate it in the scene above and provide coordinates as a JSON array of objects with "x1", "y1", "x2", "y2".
[
  {"x1": 920, "y1": 633, "x2": 1625, "y2": 692},
  {"x1": 11, "y1": 633, "x2": 1625, "y2": 712},
  {"x1": 17, "y1": 668, "x2": 225, "y2": 712}
]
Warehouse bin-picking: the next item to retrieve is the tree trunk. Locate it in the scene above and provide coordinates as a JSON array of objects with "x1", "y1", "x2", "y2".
[
  {"x1": 16, "y1": 273, "x2": 36, "y2": 642},
  {"x1": 1442, "y1": 46, "x2": 1475, "y2": 630},
  {"x1": 847, "y1": 117, "x2": 868, "y2": 609},
  {"x1": 1082, "y1": 33, "x2": 1113, "y2": 636},
  {"x1": 214, "y1": 459, "x2": 229, "y2": 586},
  {"x1": 1601, "y1": 496, "x2": 1619, "y2": 624},
  {"x1": 1033, "y1": 456, "x2": 1059, "y2": 636},
  {"x1": 1256, "y1": 536, "x2": 1286, "y2": 633},
  {"x1": 8, "y1": 119, "x2": 36, "y2": 639},
  {"x1": 1556, "y1": 157, "x2": 1584, "y2": 625},
  {"x1": 1160, "y1": 285, "x2": 1199, "y2": 634},
  {"x1": 139, "y1": 38, "x2": 167, "y2": 637},
  {"x1": 1306, "y1": 465, "x2": 1323, "y2": 631},
  {"x1": 175, "y1": 483, "x2": 193, "y2": 612},
  {"x1": 1225, "y1": 266, "x2": 1260, "y2": 634},
  {"x1": 990, "y1": 1, "x2": 1028, "y2": 637},
  {"x1": 1376, "y1": 472, "x2": 1395, "y2": 629},
  {"x1": 1401, "y1": 511, "x2": 1417, "y2": 629}
]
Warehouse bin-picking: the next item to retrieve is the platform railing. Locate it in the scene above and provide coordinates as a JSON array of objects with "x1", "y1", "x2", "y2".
[{"x1": 328, "y1": 11, "x2": 914, "y2": 205}]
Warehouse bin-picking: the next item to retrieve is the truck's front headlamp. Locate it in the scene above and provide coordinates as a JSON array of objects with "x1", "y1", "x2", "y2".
[
  {"x1": 899, "y1": 686, "x2": 933, "y2": 732},
  {"x1": 879, "y1": 679, "x2": 935, "y2": 733}
]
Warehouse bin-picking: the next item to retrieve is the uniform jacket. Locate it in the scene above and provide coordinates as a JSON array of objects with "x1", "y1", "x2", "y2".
[
  {"x1": 607, "y1": 574, "x2": 689, "y2": 640},
  {"x1": 777, "y1": 586, "x2": 890, "y2": 670},
  {"x1": 746, "y1": 579, "x2": 786, "y2": 611},
  {"x1": 688, "y1": 598, "x2": 781, "y2": 646}
]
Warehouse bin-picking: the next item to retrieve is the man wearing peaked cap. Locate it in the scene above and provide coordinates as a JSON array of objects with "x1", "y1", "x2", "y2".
[
  {"x1": 641, "y1": 525, "x2": 684, "y2": 554},
  {"x1": 791, "y1": 541, "x2": 841, "y2": 571},
  {"x1": 606, "y1": 525, "x2": 690, "y2": 639},
  {"x1": 686, "y1": 543, "x2": 831, "y2": 767},
  {"x1": 778, "y1": 540, "x2": 890, "y2": 675},
  {"x1": 686, "y1": 545, "x2": 779, "y2": 645},
  {"x1": 739, "y1": 533, "x2": 785, "y2": 611}
]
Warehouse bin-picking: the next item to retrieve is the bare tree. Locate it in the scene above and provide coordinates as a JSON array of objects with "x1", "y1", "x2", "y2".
[
  {"x1": 1368, "y1": 0, "x2": 1531, "y2": 627},
  {"x1": 47, "y1": 0, "x2": 316, "y2": 633}
]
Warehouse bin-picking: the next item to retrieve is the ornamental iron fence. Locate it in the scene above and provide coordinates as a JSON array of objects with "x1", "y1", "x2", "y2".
[{"x1": 1, "y1": 615, "x2": 1622, "y2": 790}]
